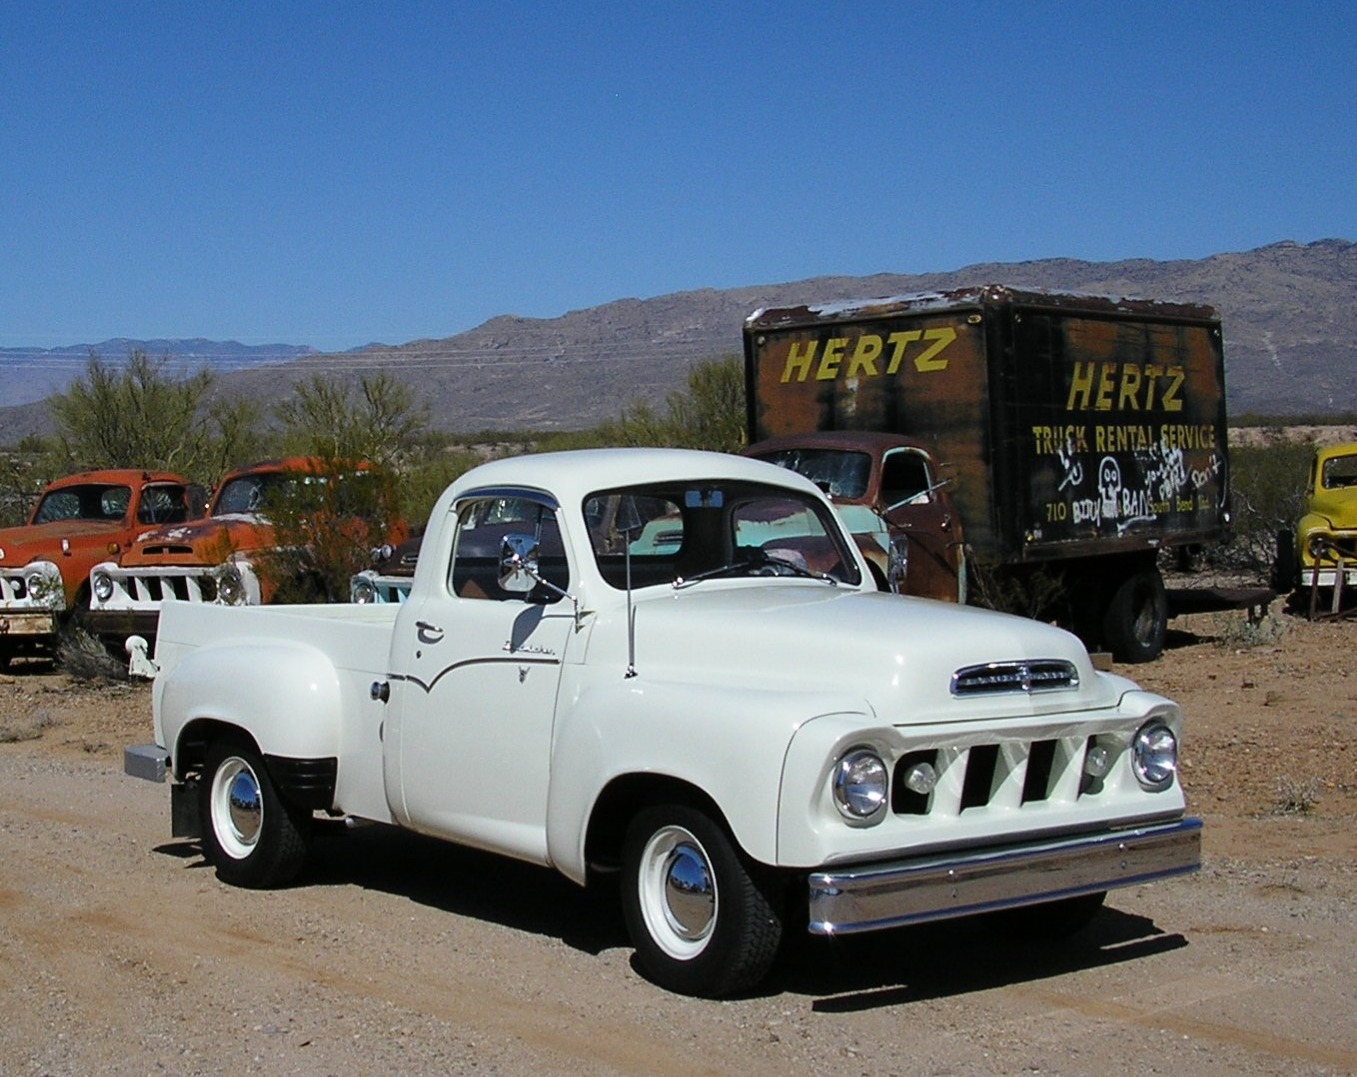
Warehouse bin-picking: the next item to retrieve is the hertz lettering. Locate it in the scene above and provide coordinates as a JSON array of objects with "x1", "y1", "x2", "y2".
[
  {"x1": 1065, "y1": 361, "x2": 1185, "y2": 412},
  {"x1": 779, "y1": 327, "x2": 957, "y2": 383}
]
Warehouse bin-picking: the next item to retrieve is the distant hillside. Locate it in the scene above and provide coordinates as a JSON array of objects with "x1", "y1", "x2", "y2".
[
  {"x1": 0, "y1": 339, "x2": 316, "y2": 410},
  {"x1": 1, "y1": 240, "x2": 1352, "y2": 443}
]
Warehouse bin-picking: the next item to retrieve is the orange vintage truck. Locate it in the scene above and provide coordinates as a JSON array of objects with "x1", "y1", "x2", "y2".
[
  {"x1": 86, "y1": 456, "x2": 405, "y2": 645},
  {"x1": 0, "y1": 469, "x2": 202, "y2": 665}
]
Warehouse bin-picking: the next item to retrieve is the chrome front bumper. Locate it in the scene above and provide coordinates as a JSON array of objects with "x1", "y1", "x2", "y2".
[{"x1": 807, "y1": 817, "x2": 1201, "y2": 935}]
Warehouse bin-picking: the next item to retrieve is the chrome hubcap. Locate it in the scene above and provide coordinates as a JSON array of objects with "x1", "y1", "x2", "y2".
[
  {"x1": 227, "y1": 767, "x2": 262, "y2": 845},
  {"x1": 212, "y1": 756, "x2": 263, "y2": 858},
  {"x1": 663, "y1": 842, "x2": 715, "y2": 940}
]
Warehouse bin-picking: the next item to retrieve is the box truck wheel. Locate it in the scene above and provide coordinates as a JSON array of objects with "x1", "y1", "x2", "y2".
[
  {"x1": 1272, "y1": 529, "x2": 1298, "y2": 594},
  {"x1": 1102, "y1": 568, "x2": 1167, "y2": 663}
]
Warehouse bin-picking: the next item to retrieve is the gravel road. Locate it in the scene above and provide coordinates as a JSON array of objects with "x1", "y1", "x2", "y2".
[{"x1": 1, "y1": 608, "x2": 1354, "y2": 1075}]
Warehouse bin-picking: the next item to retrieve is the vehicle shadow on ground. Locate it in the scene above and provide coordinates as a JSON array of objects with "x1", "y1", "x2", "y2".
[
  {"x1": 272, "y1": 821, "x2": 627, "y2": 955},
  {"x1": 772, "y1": 906, "x2": 1186, "y2": 1008},
  {"x1": 159, "y1": 823, "x2": 1186, "y2": 1003}
]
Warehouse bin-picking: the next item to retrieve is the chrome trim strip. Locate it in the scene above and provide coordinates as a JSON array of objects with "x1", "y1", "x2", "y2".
[{"x1": 807, "y1": 817, "x2": 1201, "y2": 935}]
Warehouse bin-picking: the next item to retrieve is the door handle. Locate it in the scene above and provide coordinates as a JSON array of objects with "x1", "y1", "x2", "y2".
[{"x1": 416, "y1": 621, "x2": 444, "y2": 645}]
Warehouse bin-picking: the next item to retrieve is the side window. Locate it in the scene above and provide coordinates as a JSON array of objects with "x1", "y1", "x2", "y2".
[
  {"x1": 137, "y1": 484, "x2": 190, "y2": 525},
  {"x1": 880, "y1": 451, "x2": 931, "y2": 507},
  {"x1": 1322, "y1": 455, "x2": 1357, "y2": 490},
  {"x1": 448, "y1": 497, "x2": 568, "y2": 602}
]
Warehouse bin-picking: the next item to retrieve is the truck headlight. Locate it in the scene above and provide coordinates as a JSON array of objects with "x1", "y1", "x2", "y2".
[
  {"x1": 216, "y1": 565, "x2": 246, "y2": 605},
  {"x1": 1132, "y1": 720, "x2": 1178, "y2": 791},
  {"x1": 833, "y1": 748, "x2": 888, "y2": 821},
  {"x1": 351, "y1": 575, "x2": 377, "y2": 604},
  {"x1": 91, "y1": 571, "x2": 114, "y2": 602}
]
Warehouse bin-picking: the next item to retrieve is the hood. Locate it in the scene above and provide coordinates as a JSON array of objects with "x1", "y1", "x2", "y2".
[
  {"x1": 118, "y1": 513, "x2": 277, "y2": 567},
  {"x1": 621, "y1": 584, "x2": 1118, "y2": 722},
  {"x1": 0, "y1": 519, "x2": 124, "y2": 566}
]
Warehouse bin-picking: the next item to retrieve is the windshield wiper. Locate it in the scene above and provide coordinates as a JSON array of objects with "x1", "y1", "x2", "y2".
[{"x1": 673, "y1": 548, "x2": 838, "y2": 589}]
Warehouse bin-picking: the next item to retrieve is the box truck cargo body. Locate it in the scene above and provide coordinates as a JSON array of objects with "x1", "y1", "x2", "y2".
[{"x1": 744, "y1": 285, "x2": 1230, "y2": 661}]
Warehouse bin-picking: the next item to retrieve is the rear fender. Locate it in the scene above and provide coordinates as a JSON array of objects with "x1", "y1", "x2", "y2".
[{"x1": 158, "y1": 639, "x2": 343, "y2": 773}]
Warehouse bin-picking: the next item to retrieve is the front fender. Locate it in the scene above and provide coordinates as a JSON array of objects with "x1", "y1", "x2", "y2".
[
  {"x1": 157, "y1": 639, "x2": 343, "y2": 771},
  {"x1": 544, "y1": 674, "x2": 871, "y2": 883},
  {"x1": 1298, "y1": 513, "x2": 1348, "y2": 565}
]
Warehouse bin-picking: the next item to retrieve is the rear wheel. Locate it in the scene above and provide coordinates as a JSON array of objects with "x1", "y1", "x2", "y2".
[
  {"x1": 201, "y1": 736, "x2": 310, "y2": 888},
  {"x1": 621, "y1": 804, "x2": 782, "y2": 997},
  {"x1": 1102, "y1": 568, "x2": 1167, "y2": 663}
]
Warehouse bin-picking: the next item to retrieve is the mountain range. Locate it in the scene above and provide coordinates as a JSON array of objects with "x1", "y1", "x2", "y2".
[{"x1": 1, "y1": 238, "x2": 1353, "y2": 445}]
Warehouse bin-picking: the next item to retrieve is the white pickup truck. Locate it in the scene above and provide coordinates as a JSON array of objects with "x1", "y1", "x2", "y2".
[{"x1": 126, "y1": 448, "x2": 1200, "y2": 997}]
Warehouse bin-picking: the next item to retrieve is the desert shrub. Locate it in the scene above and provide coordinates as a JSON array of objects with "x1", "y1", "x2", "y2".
[
  {"x1": 1272, "y1": 775, "x2": 1322, "y2": 815},
  {"x1": 1215, "y1": 433, "x2": 1316, "y2": 577},
  {"x1": 47, "y1": 350, "x2": 262, "y2": 485},
  {"x1": 57, "y1": 627, "x2": 128, "y2": 682},
  {"x1": 965, "y1": 559, "x2": 1068, "y2": 620},
  {"x1": 592, "y1": 355, "x2": 746, "y2": 453},
  {"x1": 274, "y1": 372, "x2": 425, "y2": 472},
  {"x1": 250, "y1": 459, "x2": 405, "y2": 603},
  {"x1": 397, "y1": 446, "x2": 484, "y2": 526},
  {"x1": 1213, "y1": 611, "x2": 1286, "y2": 649}
]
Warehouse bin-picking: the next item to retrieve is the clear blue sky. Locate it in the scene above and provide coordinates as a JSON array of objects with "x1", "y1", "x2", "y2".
[{"x1": 3, "y1": 2, "x2": 1353, "y2": 351}]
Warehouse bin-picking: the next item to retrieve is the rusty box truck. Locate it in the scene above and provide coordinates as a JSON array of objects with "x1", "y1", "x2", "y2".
[{"x1": 743, "y1": 285, "x2": 1230, "y2": 662}]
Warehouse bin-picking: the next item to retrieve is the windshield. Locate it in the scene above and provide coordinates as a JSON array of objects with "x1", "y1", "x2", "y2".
[
  {"x1": 583, "y1": 479, "x2": 860, "y2": 589},
  {"x1": 213, "y1": 469, "x2": 380, "y2": 517},
  {"x1": 749, "y1": 448, "x2": 871, "y2": 501},
  {"x1": 32, "y1": 484, "x2": 132, "y2": 524}
]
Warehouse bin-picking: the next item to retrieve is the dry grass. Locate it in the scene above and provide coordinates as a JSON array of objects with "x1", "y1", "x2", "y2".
[{"x1": 0, "y1": 706, "x2": 58, "y2": 743}]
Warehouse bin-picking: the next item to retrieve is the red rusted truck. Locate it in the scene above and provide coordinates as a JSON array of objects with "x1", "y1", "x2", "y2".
[
  {"x1": 744, "y1": 285, "x2": 1230, "y2": 662},
  {"x1": 0, "y1": 469, "x2": 202, "y2": 664}
]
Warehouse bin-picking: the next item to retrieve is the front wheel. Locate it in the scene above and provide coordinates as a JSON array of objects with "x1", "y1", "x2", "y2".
[
  {"x1": 201, "y1": 736, "x2": 310, "y2": 889},
  {"x1": 621, "y1": 805, "x2": 783, "y2": 997}
]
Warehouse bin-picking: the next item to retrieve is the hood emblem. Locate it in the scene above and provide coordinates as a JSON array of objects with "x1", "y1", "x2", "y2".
[{"x1": 950, "y1": 659, "x2": 1079, "y2": 697}]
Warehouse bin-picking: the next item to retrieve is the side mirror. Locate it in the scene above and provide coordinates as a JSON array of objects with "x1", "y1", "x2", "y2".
[{"x1": 498, "y1": 533, "x2": 540, "y2": 593}]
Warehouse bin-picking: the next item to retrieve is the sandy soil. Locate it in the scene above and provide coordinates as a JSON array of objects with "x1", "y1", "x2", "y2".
[{"x1": 1, "y1": 603, "x2": 1355, "y2": 1076}]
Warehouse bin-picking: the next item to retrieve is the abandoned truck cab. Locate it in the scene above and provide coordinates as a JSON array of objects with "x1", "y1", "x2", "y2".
[
  {"x1": 129, "y1": 448, "x2": 1200, "y2": 997},
  {"x1": 745, "y1": 429, "x2": 966, "y2": 602}
]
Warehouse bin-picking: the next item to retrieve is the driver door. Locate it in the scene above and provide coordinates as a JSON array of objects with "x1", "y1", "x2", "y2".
[{"x1": 387, "y1": 494, "x2": 576, "y2": 865}]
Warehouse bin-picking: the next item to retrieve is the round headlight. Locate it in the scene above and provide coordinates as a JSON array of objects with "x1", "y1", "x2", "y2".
[
  {"x1": 351, "y1": 577, "x2": 377, "y2": 604},
  {"x1": 833, "y1": 749, "x2": 888, "y2": 821},
  {"x1": 92, "y1": 571, "x2": 114, "y2": 602},
  {"x1": 1132, "y1": 721, "x2": 1178, "y2": 791},
  {"x1": 216, "y1": 565, "x2": 245, "y2": 606}
]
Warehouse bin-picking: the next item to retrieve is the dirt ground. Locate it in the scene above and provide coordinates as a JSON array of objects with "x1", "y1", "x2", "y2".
[{"x1": 1, "y1": 602, "x2": 1355, "y2": 1076}]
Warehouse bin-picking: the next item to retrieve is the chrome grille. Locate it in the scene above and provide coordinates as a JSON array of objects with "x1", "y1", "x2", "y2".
[
  {"x1": 892, "y1": 734, "x2": 1103, "y2": 817},
  {"x1": 951, "y1": 659, "x2": 1079, "y2": 697}
]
